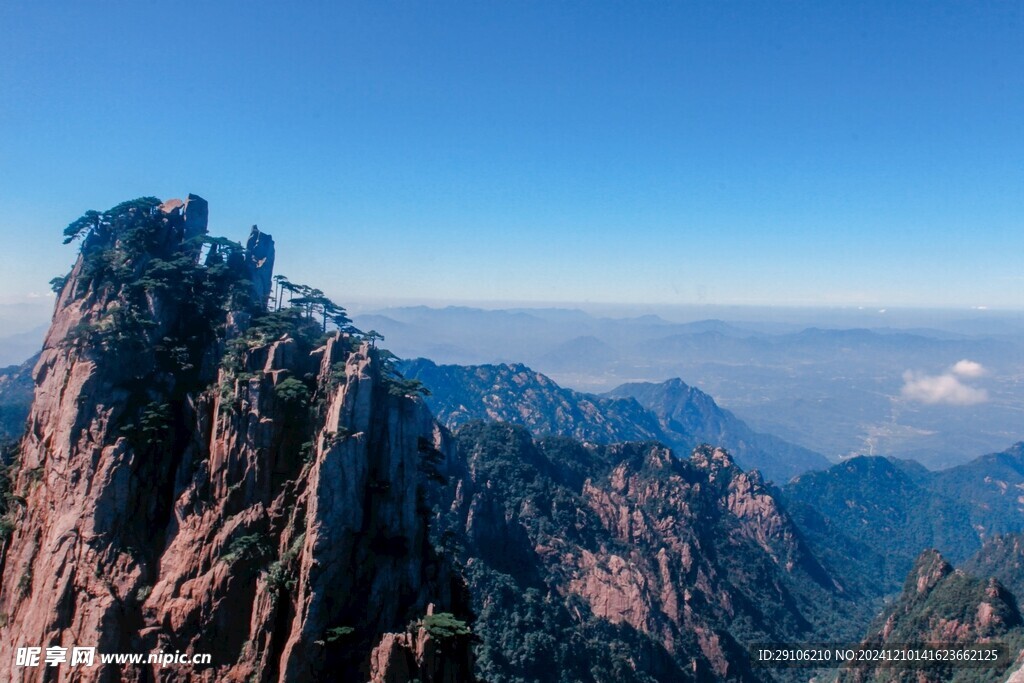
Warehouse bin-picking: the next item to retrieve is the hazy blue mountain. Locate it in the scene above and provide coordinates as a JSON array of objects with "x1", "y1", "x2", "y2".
[
  {"x1": 0, "y1": 354, "x2": 36, "y2": 444},
  {"x1": 356, "y1": 304, "x2": 1024, "y2": 468},
  {"x1": 783, "y1": 445, "x2": 1024, "y2": 596},
  {"x1": 536, "y1": 335, "x2": 623, "y2": 378},
  {"x1": 0, "y1": 325, "x2": 46, "y2": 367},
  {"x1": 401, "y1": 358, "x2": 828, "y2": 482},
  {"x1": 606, "y1": 378, "x2": 831, "y2": 480},
  {"x1": 400, "y1": 358, "x2": 664, "y2": 444}
]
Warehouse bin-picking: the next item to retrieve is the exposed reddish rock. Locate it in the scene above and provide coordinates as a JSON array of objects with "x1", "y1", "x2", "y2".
[
  {"x1": 0, "y1": 197, "x2": 470, "y2": 682},
  {"x1": 851, "y1": 549, "x2": 1023, "y2": 682},
  {"x1": 368, "y1": 606, "x2": 472, "y2": 683},
  {"x1": 444, "y1": 429, "x2": 851, "y2": 681}
]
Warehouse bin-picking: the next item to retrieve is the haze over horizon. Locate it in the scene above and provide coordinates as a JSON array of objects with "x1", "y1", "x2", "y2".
[
  {"x1": 2, "y1": 2, "x2": 1023, "y2": 314},
  {"x1": 6, "y1": 6, "x2": 1024, "y2": 679}
]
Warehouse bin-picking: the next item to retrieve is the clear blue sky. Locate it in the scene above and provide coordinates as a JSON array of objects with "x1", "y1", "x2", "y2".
[{"x1": 1, "y1": 1, "x2": 1022, "y2": 318}]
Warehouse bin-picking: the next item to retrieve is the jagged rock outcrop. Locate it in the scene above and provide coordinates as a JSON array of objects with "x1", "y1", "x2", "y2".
[
  {"x1": 964, "y1": 532, "x2": 1024, "y2": 607},
  {"x1": 0, "y1": 196, "x2": 470, "y2": 682},
  {"x1": 246, "y1": 225, "x2": 276, "y2": 309},
  {"x1": 0, "y1": 197, "x2": 220, "y2": 680},
  {"x1": 845, "y1": 549, "x2": 1024, "y2": 682},
  {"x1": 160, "y1": 193, "x2": 210, "y2": 248},
  {"x1": 438, "y1": 425, "x2": 862, "y2": 682},
  {"x1": 367, "y1": 605, "x2": 473, "y2": 683}
]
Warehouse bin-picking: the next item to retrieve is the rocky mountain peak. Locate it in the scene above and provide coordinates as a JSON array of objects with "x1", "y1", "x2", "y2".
[
  {"x1": 909, "y1": 549, "x2": 954, "y2": 595},
  {"x1": 0, "y1": 196, "x2": 469, "y2": 682},
  {"x1": 246, "y1": 225, "x2": 276, "y2": 308},
  {"x1": 690, "y1": 444, "x2": 739, "y2": 474},
  {"x1": 852, "y1": 548, "x2": 1024, "y2": 681}
]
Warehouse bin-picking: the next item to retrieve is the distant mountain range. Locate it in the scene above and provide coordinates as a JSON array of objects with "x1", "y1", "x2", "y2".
[
  {"x1": 401, "y1": 358, "x2": 830, "y2": 482},
  {"x1": 0, "y1": 353, "x2": 35, "y2": 444},
  {"x1": 605, "y1": 378, "x2": 829, "y2": 480},
  {"x1": 4, "y1": 195, "x2": 1024, "y2": 681},
  {"x1": 782, "y1": 446, "x2": 1024, "y2": 595},
  {"x1": 357, "y1": 305, "x2": 1024, "y2": 467},
  {"x1": 0, "y1": 324, "x2": 46, "y2": 367},
  {"x1": 400, "y1": 355, "x2": 1024, "y2": 601}
]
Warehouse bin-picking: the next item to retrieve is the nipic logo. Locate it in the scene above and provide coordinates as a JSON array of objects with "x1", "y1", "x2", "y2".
[
  {"x1": 16, "y1": 646, "x2": 96, "y2": 667},
  {"x1": 15, "y1": 646, "x2": 210, "y2": 668}
]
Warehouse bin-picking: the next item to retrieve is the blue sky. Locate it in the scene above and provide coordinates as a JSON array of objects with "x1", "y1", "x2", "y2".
[{"x1": 1, "y1": 1, "x2": 1022, "y2": 318}]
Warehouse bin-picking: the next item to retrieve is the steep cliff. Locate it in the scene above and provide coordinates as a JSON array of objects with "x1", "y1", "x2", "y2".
[
  {"x1": 843, "y1": 550, "x2": 1024, "y2": 683},
  {"x1": 0, "y1": 197, "x2": 471, "y2": 682},
  {"x1": 9, "y1": 193, "x2": 1012, "y2": 683},
  {"x1": 435, "y1": 424, "x2": 865, "y2": 682}
]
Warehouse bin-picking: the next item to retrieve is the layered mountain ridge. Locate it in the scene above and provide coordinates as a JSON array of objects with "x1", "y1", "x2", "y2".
[
  {"x1": 437, "y1": 424, "x2": 868, "y2": 682},
  {"x1": 783, "y1": 448, "x2": 1024, "y2": 595},
  {"x1": 2, "y1": 195, "x2": 1022, "y2": 681},
  {"x1": 401, "y1": 358, "x2": 829, "y2": 482}
]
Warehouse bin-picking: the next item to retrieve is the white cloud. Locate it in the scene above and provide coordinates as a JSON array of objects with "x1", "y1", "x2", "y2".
[
  {"x1": 951, "y1": 359, "x2": 987, "y2": 378},
  {"x1": 901, "y1": 362, "x2": 989, "y2": 406}
]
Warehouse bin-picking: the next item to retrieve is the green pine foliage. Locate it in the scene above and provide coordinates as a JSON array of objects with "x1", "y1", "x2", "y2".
[
  {"x1": 963, "y1": 533, "x2": 1024, "y2": 606},
  {"x1": 420, "y1": 612, "x2": 472, "y2": 640},
  {"x1": 221, "y1": 533, "x2": 272, "y2": 565},
  {"x1": 850, "y1": 551, "x2": 1024, "y2": 683},
  {"x1": 0, "y1": 442, "x2": 20, "y2": 542},
  {"x1": 275, "y1": 377, "x2": 311, "y2": 407}
]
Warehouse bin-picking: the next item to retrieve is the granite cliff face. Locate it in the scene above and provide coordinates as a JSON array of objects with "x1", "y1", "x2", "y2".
[
  {"x1": 0, "y1": 197, "x2": 470, "y2": 682},
  {"x1": 435, "y1": 424, "x2": 863, "y2": 682},
  {"x1": 8, "y1": 194, "x2": 1021, "y2": 683},
  {"x1": 846, "y1": 549, "x2": 1024, "y2": 683}
]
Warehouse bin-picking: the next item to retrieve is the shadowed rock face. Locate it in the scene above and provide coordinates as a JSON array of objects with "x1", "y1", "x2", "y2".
[
  {"x1": 160, "y1": 193, "x2": 209, "y2": 249},
  {"x1": 182, "y1": 194, "x2": 208, "y2": 244},
  {"x1": 0, "y1": 197, "x2": 470, "y2": 682},
  {"x1": 247, "y1": 226, "x2": 276, "y2": 309}
]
